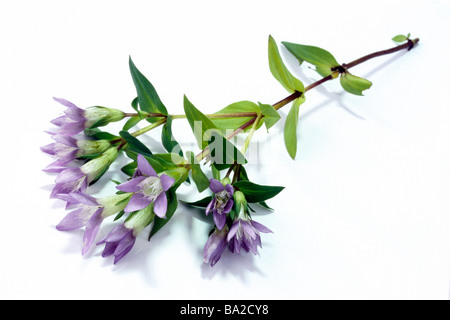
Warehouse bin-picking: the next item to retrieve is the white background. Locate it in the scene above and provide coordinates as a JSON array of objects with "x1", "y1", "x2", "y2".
[{"x1": 0, "y1": 0, "x2": 449, "y2": 300}]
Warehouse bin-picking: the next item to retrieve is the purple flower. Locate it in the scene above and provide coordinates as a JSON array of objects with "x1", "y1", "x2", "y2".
[
  {"x1": 206, "y1": 179, "x2": 234, "y2": 230},
  {"x1": 51, "y1": 98, "x2": 87, "y2": 136},
  {"x1": 50, "y1": 97, "x2": 124, "y2": 136},
  {"x1": 97, "y1": 205, "x2": 154, "y2": 264},
  {"x1": 203, "y1": 226, "x2": 229, "y2": 267},
  {"x1": 51, "y1": 147, "x2": 118, "y2": 199},
  {"x1": 116, "y1": 154, "x2": 175, "y2": 218},
  {"x1": 41, "y1": 134, "x2": 111, "y2": 173},
  {"x1": 97, "y1": 224, "x2": 136, "y2": 265},
  {"x1": 227, "y1": 191, "x2": 272, "y2": 255},
  {"x1": 56, "y1": 192, "x2": 131, "y2": 254}
]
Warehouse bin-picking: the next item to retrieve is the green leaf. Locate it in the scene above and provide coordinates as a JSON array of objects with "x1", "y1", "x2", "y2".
[
  {"x1": 211, "y1": 101, "x2": 261, "y2": 133},
  {"x1": 284, "y1": 96, "x2": 306, "y2": 160},
  {"x1": 149, "y1": 189, "x2": 178, "y2": 240},
  {"x1": 129, "y1": 57, "x2": 168, "y2": 115},
  {"x1": 233, "y1": 180, "x2": 284, "y2": 203},
  {"x1": 184, "y1": 95, "x2": 221, "y2": 150},
  {"x1": 180, "y1": 196, "x2": 213, "y2": 209},
  {"x1": 340, "y1": 72, "x2": 373, "y2": 96},
  {"x1": 123, "y1": 116, "x2": 142, "y2": 131},
  {"x1": 268, "y1": 35, "x2": 305, "y2": 93},
  {"x1": 211, "y1": 164, "x2": 221, "y2": 181},
  {"x1": 119, "y1": 130, "x2": 153, "y2": 158},
  {"x1": 282, "y1": 42, "x2": 340, "y2": 77},
  {"x1": 258, "y1": 103, "x2": 281, "y2": 130},
  {"x1": 121, "y1": 161, "x2": 137, "y2": 176},
  {"x1": 84, "y1": 128, "x2": 120, "y2": 141},
  {"x1": 184, "y1": 95, "x2": 246, "y2": 167},
  {"x1": 392, "y1": 34, "x2": 408, "y2": 43},
  {"x1": 187, "y1": 151, "x2": 210, "y2": 193},
  {"x1": 161, "y1": 116, "x2": 183, "y2": 156}
]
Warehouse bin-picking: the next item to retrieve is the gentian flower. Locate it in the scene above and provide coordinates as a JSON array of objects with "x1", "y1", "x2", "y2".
[
  {"x1": 56, "y1": 192, "x2": 131, "y2": 254},
  {"x1": 41, "y1": 134, "x2": 111, "y2": 173},
  {"x1": 116, "y1": 154, "x2": 175, "y2": 218},
  {"x1": 203, "y1": 226, "x2": 229, "y2": 267},
  {"x1": 206, "y1": 178, "x2": 234, "y2": 230},
  {"x1": 97, "y1": 205, "x2": 154, "y2": 264},
  {"x1": 227, "y1": 191, "x2": 272, "y2": 255},
  {"x1": 51, "y1": 147, "x2": 118, "y2": 199},
  {"x1": 51, "y1": 97, "x2": 125, "y2": 136}
]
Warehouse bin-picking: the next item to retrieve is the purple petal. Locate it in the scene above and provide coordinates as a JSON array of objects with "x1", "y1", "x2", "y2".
[
  {"x1": 116, "y1": 176, "x2": 146, "y2": 193},
  {"x1": 227, "y1": 221, "x2": 240, "y2": 242},
  {"x1": 209, "y1": 179, "x2": 225, "y2": 193},
  {"x1": 64, "y1": 106, "x2": 85, "y2": 121},
  {"x1": 114, "y1": 231, "x2": 135, "y2": 257},
  {"x1": 50, "y1": 115, "x2": 67, "y2": 127},
  {"x1": 205, "y1": 199, "x2": 215, "y2": 216},
  {"x1": 58, "y1": 121, "x2": 85, "y2": 136},
  {"x1": 124, "y1": 193, "x2": 151, "y2": 213},
  {"x1": 41, "y1": 143, "x2": 57, "y2": 155},
  {"x1": 225, "y1": 184, "x2": 234, "y2": 196},
  {"x1": 213, "y1": 212, "x2": 227, "y2": 230},
  {"x1": 56, "y1": 208, "x2": 90, "y2": 231},
  {"x1": 153, "y1": 193, "x2": 168, "y2": 218},
  {"x1": 251, "y1": 220, "x2": 273, "y2": 234},
  {"x1": 82, "y1": 208, "x2": 104, "y2": 255},
  {"x1": 52, "y1": 135, "x2": 77, "y2": 147},
  {"x1": 242, "y1": 220, "x2": 257, "y2": 240},
  {"x1": 113, "y1": 238, "x2": 136, "y2": 264},
  {"x1": 69, "y1": 192, "x2": 99, "y2": 206},
  {"x1": 137, "y1": 154, "x2": 157, "y2": 177},
  {"x1": 223, "y1": 199, "x2": 234, "y2": 214},
  {"x1": 55, "y1": 168, "x2": 84, "y2": 184},
  {"x1": 53, "y1": 97, "x2": 79, "y2": 109},
  {"x1": 101, "y1": 242, "x2": 117, "y2": 257},
  {"x1": 160, "y1": 174, "x2": 175, "y2": 192},
  {"x1": 51, "y1": 177, "x2": 87, "y2": 198},
  {"x1": 99, "y1": 224, "x2": 129, "y2": 244}
]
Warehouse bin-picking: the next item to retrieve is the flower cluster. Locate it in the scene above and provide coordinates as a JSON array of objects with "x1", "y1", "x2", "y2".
[{"x1": 203, "y1": 184, "x2": 272, "y2": 266}]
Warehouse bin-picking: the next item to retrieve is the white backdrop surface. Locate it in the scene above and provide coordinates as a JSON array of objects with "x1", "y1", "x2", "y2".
[{"x1": 0, "y1": 0, "x2": 449, "y2": 300}]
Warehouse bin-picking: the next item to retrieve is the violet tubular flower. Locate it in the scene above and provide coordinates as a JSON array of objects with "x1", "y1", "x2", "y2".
[
  {"x1": 51, "y1": 147, "x2": 118, "y2": 199},
  {"x1": 206, "y1": 178, "x2": 234, "y2": 230},
  {"x1": 203, "y1": 226, "x2": 229, "y2": 267},
  {"x1": 51, "y1": 97, "x2": 125, "y2": 136},
  {"x1": 41, "y1": 134, "x2": 111, "y2": 173},
  {"x1": 116, "y1": 154, "x2": 175, "y2": 218},
  {"x1": 97, "y1": 205, "x2": 154, "y2": 264},
  {"x1": 56, "y1": 192, "x2": 131, "y2": 254},
  {"x1": 227, "y1": 191, "x2": 273, "y2": 255}
]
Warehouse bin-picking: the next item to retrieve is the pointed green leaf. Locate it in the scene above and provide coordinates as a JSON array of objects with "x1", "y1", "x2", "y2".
[
  {"x1": 258, "y1": 103, "x2": 281, "y2": 130},
  {"x1": 340, "y1": 72, "x2": 372, "y2": 96},
  {"x1": 184, "y1": 96, "x2": 247, "y2": 167},
  {"x1": 180, "y1": 196, "x2": 213, "y2": 209},
  {"x1": 268, "y1": 35, "x2": 304, "y2": 93},
  {"x1": 392, "y1": 34, "x2": 408, "y2": 43},
  {"x1": 233, "y1": 180, "x2": 284, "y2": 203},
  {"x1": 284, "y1": 96, "x2": 306, "y2": 160},
  {"x1": 161, "y1": 116, "x2": 183, "y2": 156},
  {"x1": 184, "y1": 95, "x2": 220, "y2": 150},
  {"x1": 129, "y1": 57, "x2": 168, "y2": 115},
  {"x1": 149, "y1": 189, "x2": 178, "y2": 240},
  {"x1": 187, "y1": 151, "x2": 210, "y2": 193},
  {"x1": 282, "y1": 42, "x2": 340, "y2": 77},
  {"x1": 212, "y1": 101, "x2": 261, "y2": 132},
  {"x1": 119, "y1": 130, "x2": 153, "y2": 158}
]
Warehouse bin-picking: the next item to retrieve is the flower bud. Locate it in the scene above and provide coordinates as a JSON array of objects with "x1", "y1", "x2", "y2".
[
  {"x1": 84, "y1": 106, "x2": 125, "y2": 129},
  {"x1": 76, "y1": 139, "x2": 112, "y2": 157}
]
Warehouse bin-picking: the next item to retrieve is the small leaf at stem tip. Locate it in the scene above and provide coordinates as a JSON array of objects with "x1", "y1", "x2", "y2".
[
  {"x1": 340, "y1": 72, "x2": 372, "y2": 96},
  {"x1": 268, "y1": 35, "x2": 305, "y2": 93},
  {"x1": 284, "y1": 96, "x2": 306, "y2": 160},
  {"x1": 392, "y1": 34, "x2": 409, "y2": 43},
  {"x1": 282, "y1": 42, "x2": 340, "y2": 77}
]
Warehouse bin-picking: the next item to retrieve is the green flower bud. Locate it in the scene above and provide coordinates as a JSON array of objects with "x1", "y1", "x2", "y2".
[{"x1": 84, "y1": 106, "x2": 125, "y2": 128}]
